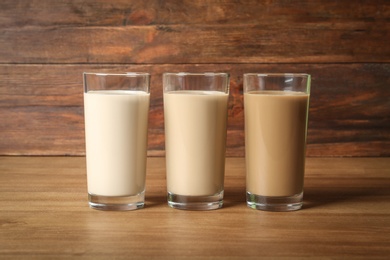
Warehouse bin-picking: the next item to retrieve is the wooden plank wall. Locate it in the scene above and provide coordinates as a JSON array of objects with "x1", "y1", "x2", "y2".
[{"x1": 0, "y1": 0, "x2": 389, "y2": 157}]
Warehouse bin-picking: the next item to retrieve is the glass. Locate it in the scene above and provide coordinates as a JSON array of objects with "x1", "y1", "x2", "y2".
[
  {"x1": 244, "y1": 73, "x2": 311, "y2": 211},
  {"x1": 83, "y1": 72, "x2": 150, "y2": 210},
  {"x1": 163, "y1": 72, "x2": 230, "y2": 210}
]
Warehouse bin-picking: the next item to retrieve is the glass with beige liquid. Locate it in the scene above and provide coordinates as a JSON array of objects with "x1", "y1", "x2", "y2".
[
  {"x1": 244, "y1": 73, "x2": 310, "y2": 211},
  {"x1": 163, "y1": 72, "x2": 230, "y2": 210},
  {"x1": 83, "y1": 72, "x2": 150, "y2": 210}
]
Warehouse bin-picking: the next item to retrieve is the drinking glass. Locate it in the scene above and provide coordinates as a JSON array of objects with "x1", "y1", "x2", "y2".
[
  {"x1": 83, "y1": 72, "x2": 150, "y2": 210},
  {"x1": 163, "y1": 72, "x2": 230, "y2": 210},
  {"x1": 244, "y1": 73, "x2": 311, "y2": 211}
]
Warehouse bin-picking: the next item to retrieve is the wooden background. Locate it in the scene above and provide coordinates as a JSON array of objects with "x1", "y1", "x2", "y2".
[{"x1": 0, "y1": 0, "x2": 389, "y2": 157}]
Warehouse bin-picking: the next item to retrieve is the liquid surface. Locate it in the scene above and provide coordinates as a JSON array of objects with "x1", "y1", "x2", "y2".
[
  {"x1": 245, "y1": 91, "x2": 309, "y2": 196},
  {"x1": 164, "y1": 91, "x2": 229, "y2": 196},
  {"x1": 84, "y1": 90, "x2": 150, "y2": 196}
]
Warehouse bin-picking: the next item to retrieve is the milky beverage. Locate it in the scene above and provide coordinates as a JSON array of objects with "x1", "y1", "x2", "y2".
[
  {"x1": 164, "y1": 91, "x2": 228, "y2": 196},
  {"x1": 84, "y1": 90, "x2": 150, "y2": 197},
  {"x1": 245, "y1": 91, "x2": 309, "y2": 197}
]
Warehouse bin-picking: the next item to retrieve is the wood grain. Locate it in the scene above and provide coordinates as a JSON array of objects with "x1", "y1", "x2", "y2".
[
  {"x1": 0, "y1": 0, "x2": 389, "y2": 63},
  {"x1": 1, "y1": 0, "x2": 389, "y2": 27},
  {"x1": 0, "y1": 157, "x2": 389, "y2": 258},
  {"x1": 1, "y1": 24, "x2": 388, "y2": 64}
]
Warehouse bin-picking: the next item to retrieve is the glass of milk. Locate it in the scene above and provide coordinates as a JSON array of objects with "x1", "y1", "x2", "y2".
[
  {"x1": 163, "y1": 72, "x2": 230, "y2": 210},
  {"x1": 244, "y1": 73, "x2": 311, "y2": 211},
  {"x1": 83, "y1": 72, "x2": 150, "y2": 210}
]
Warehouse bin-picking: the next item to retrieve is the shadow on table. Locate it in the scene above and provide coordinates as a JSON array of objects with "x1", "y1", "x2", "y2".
[
  {"x1": 223, "y1": 186, "x2": 247, "y2": 208},
  {"x1": 303, "y1": 185, "x2": 389, "y2": 209},
  {"x1": 145, "y1": 195, "x2": 166, "y2": 208}
]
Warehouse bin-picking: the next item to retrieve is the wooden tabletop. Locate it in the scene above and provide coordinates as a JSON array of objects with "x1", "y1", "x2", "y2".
[{"x1": 1, "y1": 157, "x2": 389, "y2": 258}]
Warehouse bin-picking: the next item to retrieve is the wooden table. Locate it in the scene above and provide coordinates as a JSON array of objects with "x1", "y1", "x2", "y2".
[{"x1": 1, "y1": 157, "x2": 389, "y2": 258}]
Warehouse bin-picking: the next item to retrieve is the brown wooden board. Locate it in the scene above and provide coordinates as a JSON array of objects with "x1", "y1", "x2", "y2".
[
  {"x1": 1, "y1": 0, "x2": 389, "y2": 27},
  {"x1": 1, "y1": 157, "x2": 390, "y2": 258},
  {"x1": 0, "y1": 0, "x2": 389, "y2": 64},
  {"x1": 1, "y1": 24, "x2": 388, "y2": 64},
  {"x1": 1, "y1": 64, "x2": 389, "y2": 157}
]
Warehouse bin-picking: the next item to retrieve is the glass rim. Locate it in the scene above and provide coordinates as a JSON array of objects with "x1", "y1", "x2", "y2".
[
  {"x1": 83, "y1": 72, "x2": 150, "y2": 77},
  {"x1": 163, "y1": 72, "x2": 229, "y2": 77},
  {"x1": 243, "y1": 73, "x2": 310, "y2": 78}
]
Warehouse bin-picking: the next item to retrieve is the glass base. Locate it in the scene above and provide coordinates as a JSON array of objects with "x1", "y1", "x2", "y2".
[
  {"x1": 167, "y1": 191, "x2": 223, "y2": 210},
  {"x1": 246, "y1": 192, "x2": 303, "y2": 211},
  {"x1": 88, "y1": 191, "x2": 145, "y2": 211}
]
